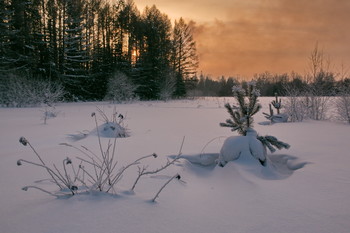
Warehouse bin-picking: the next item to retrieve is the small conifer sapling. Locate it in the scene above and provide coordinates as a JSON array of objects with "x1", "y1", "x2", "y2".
[
  {"x1": 220, "y1": 82, "x2": 261, "y2": 135},
  {"x1": 219, "y1": 82, "x2": 290, "y2": 166},
  {"x1": 263, "y1": 92, "x2": 288, "y2": 123}
]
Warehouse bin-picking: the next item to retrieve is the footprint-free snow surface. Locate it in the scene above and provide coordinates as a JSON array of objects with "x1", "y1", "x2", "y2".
[{"x1": 1, "y1": 97, "x2": 349, "y2": 233}]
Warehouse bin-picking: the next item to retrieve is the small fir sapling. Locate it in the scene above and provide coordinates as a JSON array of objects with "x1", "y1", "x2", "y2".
[
  {"x1": 272, "y1": 92, "x2": 282, "y2": 114},
  {"x1": 219, "y1": 82, "x2": 290, "y2": 166},
  {"x1": 263, "y1": 93, "x2": 288, "y2": 123},
  {"x1": 220, "y1": 82, "x2": 261, "y2": 136}
]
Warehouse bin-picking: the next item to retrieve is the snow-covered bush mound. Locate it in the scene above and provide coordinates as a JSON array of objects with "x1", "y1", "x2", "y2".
[
  {"x1": 269, "y1": 113, "x2": 289, "y2": 123},
  {"x1": 172, "y1": 128, "x2": 303, "y2": 180},
  {"x1": 92, "y1": 122, "x2": 129, "y2": 138},
  {"x1": 218, "y1": 128, "x2": 266, "y2": 167},
  {"x1": 67, "y1": 121, "x2": 129, "y2": 141},
  {"x1": 67, "y1": 108, "x2": 129, "y2": 140}
]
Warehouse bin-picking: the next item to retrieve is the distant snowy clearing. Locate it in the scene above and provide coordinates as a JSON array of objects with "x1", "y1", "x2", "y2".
[{"x1": 1, "y1": 97, "x2": 350, "y2": 233}]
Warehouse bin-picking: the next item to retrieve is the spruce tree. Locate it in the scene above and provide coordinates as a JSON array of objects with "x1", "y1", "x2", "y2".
[
  {"x1": 171, "y1": 18, "x2": 198, "y2": 97},
  {"x1": 220, "y1": 82, "x2": 261, "y2": 136},
  {"x1": 220, "y1": 82, "x2": 290, "y2": 153}
]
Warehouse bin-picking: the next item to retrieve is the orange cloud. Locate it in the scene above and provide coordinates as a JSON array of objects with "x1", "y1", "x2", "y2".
[
  {"x1": 192, "y1": 0, "x2": 350, "y2": 78},
  {"x1": 134, "y1": 0, "x2": 350, "y2": 78}
]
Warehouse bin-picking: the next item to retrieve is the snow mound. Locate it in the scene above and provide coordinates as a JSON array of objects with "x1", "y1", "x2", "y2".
[
  {"x1": 92, "y1": 122, "x2": 129, "y2": 138},
  {"x1": 270, "y1": 113, "x2": 289, "y2": 123},
  {"x1": 174, "y1": 152, "x2": 307, "y2": 180},
  {"x1": 218, "y1": 129, "x2": 266, "y2": 167},
  {"x1": 172, "y1": 153, "x2": 219, "y2": 166},
  {"x1": 67, "y1": 130, "x2": 90, "y2": 141},
  {"x1": 170, "y1": 128, "x2": 306, "y2": 179},
  {"x1": 67, "y1": 122, "x2": 129, "y2": 141}
]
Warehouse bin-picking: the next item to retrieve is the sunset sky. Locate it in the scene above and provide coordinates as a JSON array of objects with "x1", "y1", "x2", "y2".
[{"x1": 133, "y1": 0, "x2": 350, "y2": 79}]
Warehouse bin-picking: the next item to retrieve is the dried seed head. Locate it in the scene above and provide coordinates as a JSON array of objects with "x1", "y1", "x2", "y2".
[
  {"x1": 91, "y1": 112, "x2": 96, "y2": 117},
  {"x1": 22, "y1": 186, "x2": 28, "y2": 191},
  {"x1": 17, "y1": 160, "x2": 22, "y2": 166},
  {"x1": 65, "y1": 157, "x2": 72, "y2": 165},
  {"x1": 19, "y1": 137, "x2": 28, "y2": 146},
  {"x1": 152, "y1": 153, "x2": 158, "y2": 158}
]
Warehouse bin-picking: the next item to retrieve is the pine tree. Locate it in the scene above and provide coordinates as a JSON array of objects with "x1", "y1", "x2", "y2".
[
  {"x1": 171, "y1": 18, "x2": 198, "y2": 97},
  {"x1": 62, "y1": 0, "x2": 91, "y2": 100},
  {"x1": 46, "y1": 0, "x2": 60, "y2": 80},
  {"x1": 0, "y1": 0, "x2": 14, "y2": 72},
  {"x1": 220, "y1": 82, "x2": 261, "y2": 136},
  {"x1": 220, "y1": 82, "x2": 290, "y2": 153},
  {"x1": 134, "y1": 5, "x2": 172, "y2": 99}
]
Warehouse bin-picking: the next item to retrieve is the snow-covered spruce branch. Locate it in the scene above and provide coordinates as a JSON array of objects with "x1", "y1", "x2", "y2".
[
  {"x1": 257, "y1": 135, "x2": 290, "y2": 153},
  {"x1": 151, "y1": 174, "x2": 181, "y2": 202}
]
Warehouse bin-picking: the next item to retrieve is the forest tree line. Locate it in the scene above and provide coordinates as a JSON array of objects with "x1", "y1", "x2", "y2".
[
  {"x1": 0, "y1": 0, "x2": 198, "y2": 104},
  {"x1": 192, "y1": 71, "x2": 350, "y2": 97},
  {"x1": 192, "y1": 43, "x2": 350, "y2": 97},
  {"x1": 1, "y1": 0, "x2": 349, "y2": 107}
]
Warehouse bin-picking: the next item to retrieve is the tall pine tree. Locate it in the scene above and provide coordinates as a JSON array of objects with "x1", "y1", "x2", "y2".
[{"x1": 171, "y1": 18, "x2": 198, "y2": 97}]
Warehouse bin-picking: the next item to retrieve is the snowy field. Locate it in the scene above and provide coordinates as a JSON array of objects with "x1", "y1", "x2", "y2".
[{"x1": 1, "y1": 97, "x2": 350, "y2": 233}]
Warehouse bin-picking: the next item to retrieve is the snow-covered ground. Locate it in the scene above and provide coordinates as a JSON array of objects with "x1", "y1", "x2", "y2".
[{"x1": 1, "y1": 97, "x2": 350, "y2": 233}]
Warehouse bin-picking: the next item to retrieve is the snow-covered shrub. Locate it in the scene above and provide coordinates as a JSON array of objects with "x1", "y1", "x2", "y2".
[
  {"x1": 66, "y1": 107, "x2": 129, "y2": 141},
  {"x1": 334, "y1": 88, "x2": 350, "y2": 124},
  {"x1": 93, "y1": 107, "x2": 129, "y2": 138},
  {"x1": 283, "y1": 84, "x2": 307, "y2": 122},
  {"x1": 303, "y1": 85, "x2": 332, "y2": 120},
  {"x1": 104, "y1": 72, "x2": 138, "y2": 103},
  {"x1": 41, "y1": 106, "x2": 60, "y2": 124},
  {"x1": 263, "y1": 93, "x2": 289, "y2": 123},
  {"x1": 0, "y1": 74, "x2": 65, "y2": 107},
  {"x1": 219, "y1": 82, "x2": 290, "y2": 166}
]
